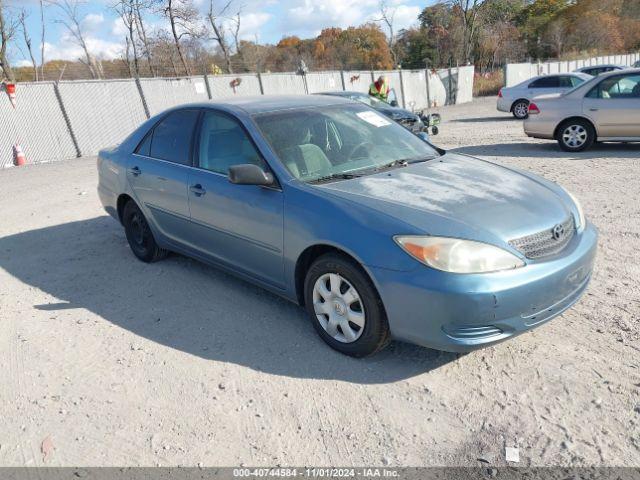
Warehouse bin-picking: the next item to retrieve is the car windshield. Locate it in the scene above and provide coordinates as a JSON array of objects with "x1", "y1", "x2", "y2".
[{"x1": 254, "y1": 104, "x2": 439, "y2": 183}]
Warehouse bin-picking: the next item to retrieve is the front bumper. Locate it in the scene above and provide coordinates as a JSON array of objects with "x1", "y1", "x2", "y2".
[{"x1": 370, "y1": 223, "x2": 598, "y2": 352}]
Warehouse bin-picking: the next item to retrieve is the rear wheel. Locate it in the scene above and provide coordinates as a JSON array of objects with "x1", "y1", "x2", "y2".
[
  {"x1": 556, "y1": 119, "x2": 595, "y2": 152},
  {"x1": 122, "y1": 201, "x2": 168, "y2": 263},
  {"x1": 304, "y1": 254, "x2": 390, "y2": 357},
  {"x1": 512, "y1": 100, "x2": 529, "y2": 119}
]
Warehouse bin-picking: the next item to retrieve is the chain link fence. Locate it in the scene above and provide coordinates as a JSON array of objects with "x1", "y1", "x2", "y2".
[{"x1": 0, "y1": 66, "x2": 475, "y2": 168}]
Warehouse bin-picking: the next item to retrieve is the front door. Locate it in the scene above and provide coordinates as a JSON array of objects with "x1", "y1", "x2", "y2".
[
  {"x1": 186, "y1": 110, "x2": 285, "y2": 288},
  {"x1": 127, "y1": 108, "x2": 200, "y2": 244},
  {"x1": 583, "y1": 73, "x2": 640, "y2": 137}
]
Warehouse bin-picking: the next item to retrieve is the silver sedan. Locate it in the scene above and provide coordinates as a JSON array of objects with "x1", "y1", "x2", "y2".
[
  {"x1": 497, "y1": 73, "x2": 592, "y2": 119},
  {"x1": 524, "y1": 68, "x2": 640, "y2": 151}
]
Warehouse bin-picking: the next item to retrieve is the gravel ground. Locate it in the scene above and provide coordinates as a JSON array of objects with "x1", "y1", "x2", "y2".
[{"x1": 0, "y1": 97, "x2": 638, "y2": 467}]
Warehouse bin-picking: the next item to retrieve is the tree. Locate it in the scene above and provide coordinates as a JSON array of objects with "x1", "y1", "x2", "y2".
[
  {"x1": 112, "y1": 0, "x2": 140, "y2": 77},
  {"x1": 133, "y1": 0, "x2": 157, "y2": 76},
  {"x1": 375, "y1": 0, "x2": 399, "y2": 66},
  {"x1": 0, "y1": 0, "x2": 15, "y2": 81},
  {"x1": 39, "y1": 0, "x2": 46, "y2": 79},
  {"x1": 18, "y1": 9, "x2": 38, "y2": 80},
  {"x1": 160, "y1": 0, "x2": 202, "y2": 76},
  {"x1": 49, "y1": 0, "x2": 100, "y2": 78},
  {"x1": 206, "y1": 0, "x2": 241, "y2": 73}
]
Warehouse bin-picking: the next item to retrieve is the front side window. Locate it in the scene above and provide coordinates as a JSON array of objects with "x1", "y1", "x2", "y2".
[
  {"x1": 198, "y1": 111, "x2": 265, "y2": 175},
  {"x1": 148, "y1": 109, "x2": 199, "y2": 165},
  {"x1": 254, "y1": 104, "x2": 439, "y2": 182},
  {"x1": 587, "y1": 74, "x2": 640, "y2": 99},
  {"x1": 558, "y1": 76, "x2": 576, "y2": 88}
]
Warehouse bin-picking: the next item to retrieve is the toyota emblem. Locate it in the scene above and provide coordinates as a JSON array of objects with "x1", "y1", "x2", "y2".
[{"x1": 552, "y1": 224, "x2": 565, "y2": 240}]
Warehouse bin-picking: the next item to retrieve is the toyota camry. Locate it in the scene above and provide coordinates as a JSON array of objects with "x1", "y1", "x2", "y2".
[{"x1": 98, "y1": 95, "x2": 597, "y2": 357}]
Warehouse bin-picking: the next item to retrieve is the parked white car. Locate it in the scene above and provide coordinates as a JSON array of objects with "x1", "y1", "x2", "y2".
[
  {"x1": 498, "y1": 73, "x2": 592, "y2": 119},
  {"x1": 574, "y1": 64, "x2": 626, "y2": 77}
]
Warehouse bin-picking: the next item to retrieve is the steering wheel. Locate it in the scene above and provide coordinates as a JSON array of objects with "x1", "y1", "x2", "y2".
[{"x1": 345, "y1": 141, "x2": 375, "y2": 160}]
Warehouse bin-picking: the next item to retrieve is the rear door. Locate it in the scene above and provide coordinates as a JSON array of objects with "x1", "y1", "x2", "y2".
[
  {"x1": 583, "y1": 73, "x2": 640, "y2": 137},
  {"x1": 186, "y1": 109, "x2": 285, "y2": 287},
  {"x1": 128, "y1": 108, "x2": 200, "y2": 244}
]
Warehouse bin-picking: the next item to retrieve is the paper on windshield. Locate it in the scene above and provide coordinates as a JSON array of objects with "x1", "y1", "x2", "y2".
[{"x1": 356, "y1": 111, "x2": 391, "y2": 127}]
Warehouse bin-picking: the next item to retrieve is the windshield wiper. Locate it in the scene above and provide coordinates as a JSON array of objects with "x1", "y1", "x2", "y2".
[
  {"x1": 373, "y1": 156, "x2": 436, "y2": 172},
  {"x1": 308, "y1": 172, "x2": 365, "y2": 184}
]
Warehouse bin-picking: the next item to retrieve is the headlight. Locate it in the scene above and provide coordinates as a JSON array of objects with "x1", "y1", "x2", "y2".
[
  {"x1": 394, "y1": 236, "x2": 525, "y2": 274},
  {"x1": 564, "y1": 189, "x2": 585, "y2": 232}
]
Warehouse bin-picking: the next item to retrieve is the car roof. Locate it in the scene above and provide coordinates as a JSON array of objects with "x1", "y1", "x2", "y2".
[
  {"x1": 320, "y1": 91, "x2": 365, "y2": 97},
  {"x1": 577, "y1": 64, "x2": 624, "y2": 70},
  {"x1": 178, "y1": 94, "x2": 354, "y2": 115},
  {"x1": 593, "y1": 67, "x2": 640, "y2": 77}
]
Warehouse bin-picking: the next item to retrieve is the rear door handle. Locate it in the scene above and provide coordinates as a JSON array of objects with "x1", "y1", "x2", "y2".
[
  {"x1": 190, "y1": 184, "x2": 206, "y2": 196},
  {"x1": 589, "y1": 108, "x2": 599, "y2": 112},
  {"x1": 129, "y1": 166, "x2": 141, "y2": 176}
]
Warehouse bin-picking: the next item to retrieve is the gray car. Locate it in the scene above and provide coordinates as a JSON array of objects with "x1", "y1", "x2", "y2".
[
  {"x1": 497, "y1": 73, "x2": 592, "y2": 119},
  {"x1": 574, "y1": 64, "x2": 626, "y2": 77},
  {"x1": 524, "y1": 68, "x2": 640, "y2": 151}
]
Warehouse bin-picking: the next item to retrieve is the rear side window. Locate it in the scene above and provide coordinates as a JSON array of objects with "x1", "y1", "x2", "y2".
[
  {"x1": 148, "y1": 109, "x2": 199, "y2": 165},
  {"x1": 529, "y1": 76, "x2": 560, "y2": 88},
  {"x1": 558, "y1": 76, "x2": 575, "y2": 87},
  {"x1": 570, "y1": 76, "x2": 585, "y2": 87}
]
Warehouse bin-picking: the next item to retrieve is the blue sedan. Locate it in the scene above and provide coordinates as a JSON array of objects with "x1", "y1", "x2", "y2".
[{"x1": 97, "y1": 95, "x2": 597, "y2": 357}]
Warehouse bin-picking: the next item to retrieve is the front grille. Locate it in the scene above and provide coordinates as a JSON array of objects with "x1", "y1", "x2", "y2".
[{"x1": 509, "y1": 216, "x2": 576, "y2": 259}]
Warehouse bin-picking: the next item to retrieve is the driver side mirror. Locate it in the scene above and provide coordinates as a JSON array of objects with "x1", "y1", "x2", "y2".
[
  {"x1": 228, "y1": 164, "x2": 275, "y2": 187},
  {"x1": 389, "y1": 100, "x2": 398, "y2": 107}
]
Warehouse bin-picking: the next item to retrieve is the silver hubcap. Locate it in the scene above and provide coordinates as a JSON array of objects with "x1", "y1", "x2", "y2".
[
  {"x1": 562, "y1": 125, "x2": 587, "y2": 148},
  {"x1": 514, "y1": 103, "x2": 528, "y2": 118},
  {"x1": 312, "y1": 273, "x2": 365, "y2": 343}
]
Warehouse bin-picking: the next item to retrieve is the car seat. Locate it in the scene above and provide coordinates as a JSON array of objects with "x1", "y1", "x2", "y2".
[{"x1": 279, "y1": 125, "x2": 333, "y2": 179}]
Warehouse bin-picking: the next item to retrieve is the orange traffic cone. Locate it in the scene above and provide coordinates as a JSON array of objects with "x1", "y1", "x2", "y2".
[
  {"x1": 5, "y1": 83, "x2": 16, "y2": 108},
  {"x1": 13, "y1": 144, "x2": 26, "y2": 166}
]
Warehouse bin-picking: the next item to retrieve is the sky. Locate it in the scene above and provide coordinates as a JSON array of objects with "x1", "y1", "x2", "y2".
[{"x1": 6, "y1": 0, "x2": 429, "y2": 66}]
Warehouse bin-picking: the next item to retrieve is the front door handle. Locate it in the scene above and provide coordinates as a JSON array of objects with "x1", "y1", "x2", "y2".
[
  {"x1": 190, "y1": 184, "x2": 206, "y2": 196},
  {"x1": 589, "y1": 108, "x2": 599, "y2": 112},
  {"x1": 129, "y1": 166, "x2": 141, "y2": 176}
]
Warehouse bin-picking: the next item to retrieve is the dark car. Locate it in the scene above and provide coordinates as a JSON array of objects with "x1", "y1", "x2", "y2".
[{"x1": 320, "y1": 91, "x2": 440, "y2": 135}]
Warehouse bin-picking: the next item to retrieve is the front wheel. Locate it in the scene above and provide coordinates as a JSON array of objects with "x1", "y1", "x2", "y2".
[
  {"x1": 512, "y1": 100, "x2": 529, "y2": 119},
  {"x1": 556, "y1": 119, "x2": 595, "y2": 152},
  {"x1": 431, "y1": 125, "x2": 439, "y2": 135},
  {"x1": 304, "y1": 254, "x2": 390, "y2": 357},
  {"x1": 122, "y1": 201, "x2": 168, "y2": 263}
]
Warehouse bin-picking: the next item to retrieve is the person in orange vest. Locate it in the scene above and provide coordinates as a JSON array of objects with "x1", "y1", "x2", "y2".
[{"x1": 369, "y1": 75, "x2": 390, "y2": 102}]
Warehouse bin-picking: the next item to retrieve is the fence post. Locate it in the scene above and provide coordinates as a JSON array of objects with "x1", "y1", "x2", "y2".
[
  {"x1": 340, "y1": 70, "x2": 346, "y2": 91},
  {"x1": 448, "y1": 67, "x2": 453, "y2": 105},
  {"x1": 257, "y1": 72, "x2": 265, "y2": 95},
  {"x1": 398, "y1": 69, "x2": 406, "y2": 109},
  {"x1": 425, "y1": 69, "x2": 431, "y2": 108},
  {"x1": 135, "y1": 77, "x2": 151, "y2": 119},
  {"x1": 53, "y1": 82, "x2": 81, "y2": 158},
  {"x1": 203, "y1": 73, "x2": 212, "y2": 100}
]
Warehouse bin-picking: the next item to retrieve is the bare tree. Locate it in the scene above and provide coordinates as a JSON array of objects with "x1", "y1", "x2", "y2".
[
  {"x1": 39, "y1": 0, "x2": 46, "y2": 79},
  {"x1": 450, "y1": 0, "x2": 483, "y2": 64},
  {"x1": 206, "y1": 0, "x2": 241, "y2": 74},
  {"x1": 0, "y1": 0, "x2": 16, "y2": 81},
  {"x1": 376, "y1": 0, "x2": 398, "y2": 66},
  {"x1": 49, "y1": 0, "x2": 99, "y2": 78},
  {"x1": 161, "y1": 0, "x2": 202, "y2": 76},
  {"x1": 18, "y1": 9, "x2": 38, "y2": 80},
  {"x1": 133, "y1": 0, "x2": 156, "y2": 76},
  {"x1": 112, "y1": 0, "x2": 140, "y2": 77}
]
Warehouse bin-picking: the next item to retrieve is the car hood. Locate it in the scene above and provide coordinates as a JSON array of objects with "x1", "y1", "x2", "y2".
[{"x1": 318, "y1": 153, "x2": 571, "y2": 245}]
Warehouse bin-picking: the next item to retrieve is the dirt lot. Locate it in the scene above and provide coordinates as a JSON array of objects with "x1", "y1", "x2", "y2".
[{"x1": 0, "y1": 97, "x2": 638, "y2": 467}]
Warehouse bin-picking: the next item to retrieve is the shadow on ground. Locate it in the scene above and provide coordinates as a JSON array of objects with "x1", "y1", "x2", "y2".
[
  {"x1": 452, "y1": 116, "x2": 514, "y2": 123},
  {"x1": 0, "y1": 216, "x2": 459, "y2": 384},
  {"x1": 451, "y1": 141, "x2": 640, "y2": 159}
]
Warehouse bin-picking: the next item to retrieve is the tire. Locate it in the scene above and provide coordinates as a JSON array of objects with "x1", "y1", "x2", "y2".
[
  {"x1": 556, "y1": 119, "x2": 595, "y2": 152},
  {"x1": 303, "y1": 253, "x2": 390, "y2": 357},
  {"x1": 431, "y1": 126, "x2": 439, "y2": 135},
  {"x1": 122, "y1": 200, "x2": 168, "y2": 263},
  {"x1": 511, "y1": 100, "x2": 529, "y2": 119}
]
